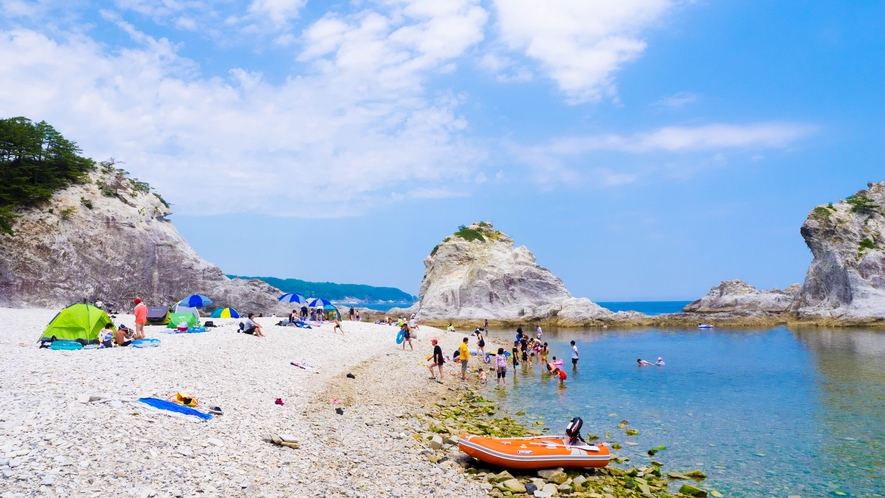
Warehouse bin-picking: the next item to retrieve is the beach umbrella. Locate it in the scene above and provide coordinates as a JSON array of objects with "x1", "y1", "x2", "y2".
[
  {"x1": 178, "y1": 294, "x2": 212, "y2": 308},
  {"x1": 308, "y1": 298, "x2": 332, "y2": 308},
  {"x1": 278, "y1": 293, "x2": 306, "y2": 304},
  {"x1": 210, "y1": 307, "x2": 240, "y2": 319}
]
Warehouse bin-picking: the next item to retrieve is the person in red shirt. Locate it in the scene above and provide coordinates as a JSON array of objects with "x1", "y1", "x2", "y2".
[{"x1": 133, "y1": 297, "x2": 147, "y2": 340}]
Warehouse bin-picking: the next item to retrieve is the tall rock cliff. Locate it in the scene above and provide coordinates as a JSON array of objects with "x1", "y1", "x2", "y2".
[
  {"x1": 0, "y1": 168, "x2": 288, "y2": 314},
  {"x1": 797, "y1": 182, "x2": 885, "y2": 320},
  {"x1": 413, "y1": 222, "x2": 619, "y2": 324}
]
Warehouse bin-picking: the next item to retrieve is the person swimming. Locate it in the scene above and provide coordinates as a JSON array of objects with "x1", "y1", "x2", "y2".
[
  {"x1": 655, "y1": 356, "x2": 665, "y2": 366},
  {"x1": 637, "y1": 358, "x2": 653, "y2": 366}
]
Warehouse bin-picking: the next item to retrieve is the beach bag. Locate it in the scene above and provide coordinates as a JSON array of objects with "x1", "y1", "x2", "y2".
[{"x1": 204, "y1": 321, "x2": 215, "y2": 328}]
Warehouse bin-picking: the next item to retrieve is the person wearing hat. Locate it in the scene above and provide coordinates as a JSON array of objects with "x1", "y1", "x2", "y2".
[
  {"x1": 428, "y1": 339, "x2": 444, "y2": 382},
  {"x1": 133, "y1": 297, "x2": 147, "y2": 340}
]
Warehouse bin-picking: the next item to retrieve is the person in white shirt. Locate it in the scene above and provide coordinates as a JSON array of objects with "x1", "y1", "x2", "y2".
[{"x1": 570, "y1": 340, "x2": 579, "y2": 369}]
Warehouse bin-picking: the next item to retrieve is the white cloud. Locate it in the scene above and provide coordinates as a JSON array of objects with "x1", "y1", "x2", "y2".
[
  {"x1": 653, "y1": 91, "x2": 697, "y2": 108},
  {"x1": 511, "y1": 122, "x2": 816, "y2": 185},
  {"x1": 491, "y1": 0, "x2": 673, "y2": 103},
  {"x1": 0, "y1": 1, "x2": 490, "y2": 216},
  {"x1": 247, "y1": 0, "x2": 306, "y2": 26},
  {"x1": 536, "y1": 123, "x2": 817, "y2": 155},
  {"x1": 478, "y1": 52, "x2": 532, "y2": 82}
]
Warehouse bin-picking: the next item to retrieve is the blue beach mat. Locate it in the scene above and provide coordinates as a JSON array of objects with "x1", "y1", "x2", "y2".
[
  {"x1": 188, "y1": 327, "x2": 208, "y2": 333},
  {"x1": 132, "y1": 338, "x2": 161, "y2": 348},
  {"x1": 138, "y1": 397, "x2": 212, "y2": 421}
]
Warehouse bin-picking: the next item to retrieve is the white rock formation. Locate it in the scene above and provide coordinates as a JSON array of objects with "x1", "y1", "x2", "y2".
[
  {"x1": 682, "y1": 280, "x2": 801, "y2": 315},
  {"x1": 0, "y1": 169, "x2": 289, "y2": 314},
  {"x1": 796, "y1": 181, "x2": 885, "y2": 320},
  {"x1": 413, "y1": 222, "x2": 614, "y2": 323}
]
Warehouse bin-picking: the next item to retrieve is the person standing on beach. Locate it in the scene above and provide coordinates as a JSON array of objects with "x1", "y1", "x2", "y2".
[
  {"x1": 484, "y1": 319, "x2": 489, "y2": 333},
  {"x1": 401, "y1": 322, "x2": 413, "y2": 351},
  {"x1": 473, "y1": 327, "x2": 486, "y2": 358},
  {"x1": 429, "y1": 339, "x2": 444, "y2": 382},
  {"x1": 494, "y1": 347, "x2": 508, "y2": 387},
  {"x1": 571, "y1": 340, "x2": 579, "y2": 369},
  {"x1": 133, "y1": 298, "x2": 147, "y2": 340},
  {"x1": 511, "y1": 340, "x2": 520, "y2": 368},
  {"x1": 536, "y1": 325, "x2": 542, "y2": 338},
  {"x1": 349, "y1": 307, "x2": 355, "y2": 321},
  {"x1": 459, "y1": 337, "x2": 471, "y2": 380}
]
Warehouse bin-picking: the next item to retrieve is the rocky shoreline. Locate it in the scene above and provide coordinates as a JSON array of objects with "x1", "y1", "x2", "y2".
[{"x1": 420, "y1": 314, "x2": 885, "y2": 330}]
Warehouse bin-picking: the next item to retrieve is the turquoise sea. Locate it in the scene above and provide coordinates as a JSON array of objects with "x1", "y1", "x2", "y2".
[
  {"x1": 482, "y1": 326, "x2": 885, "y2": 497},
  {"x1": 597, "y1": 301, "x2": 692, "y2": 315}
]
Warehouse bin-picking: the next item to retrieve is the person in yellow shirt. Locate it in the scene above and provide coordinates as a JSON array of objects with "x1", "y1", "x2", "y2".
[{"x1": 459, "y1": 337, "x2": 471, "y2": 380}]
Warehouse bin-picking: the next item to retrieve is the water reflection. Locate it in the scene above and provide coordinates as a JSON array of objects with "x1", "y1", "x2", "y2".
[
  {"x1": 479, "y1": 326, "x2": 885, "y2": 496},
  {"x1": 792, "y1": 328, "x2": 885, "y2": 491}
]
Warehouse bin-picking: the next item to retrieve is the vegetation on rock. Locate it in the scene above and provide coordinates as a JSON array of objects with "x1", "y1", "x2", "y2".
[
  {"x1": 846, "y1": 193, "x2": 881, "y2": 215},
  {"x1": 0, "y1": 116, "x2": 96, "y2": 234},
  {"x1": 455, "y1": 224, "x2": 486, "y2": 242}
]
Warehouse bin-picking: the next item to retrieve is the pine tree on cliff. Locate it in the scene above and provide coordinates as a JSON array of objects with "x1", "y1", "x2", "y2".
[{"x1": 0, "y1": 117, "x2": 95, "y2": 234}]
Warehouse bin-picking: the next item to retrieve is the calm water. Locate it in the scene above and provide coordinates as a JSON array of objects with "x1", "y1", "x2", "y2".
[
  {"x1": 482, "y1": 327, "x2": 885, "y2": 497},
  {"x1": 596, "y1": 301, "x2": 692, "y2": 315}
]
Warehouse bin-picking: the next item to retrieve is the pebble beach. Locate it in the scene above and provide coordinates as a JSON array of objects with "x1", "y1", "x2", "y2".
[{"x1": 0, "y1": 308, "x2": 485, "y2": 498}]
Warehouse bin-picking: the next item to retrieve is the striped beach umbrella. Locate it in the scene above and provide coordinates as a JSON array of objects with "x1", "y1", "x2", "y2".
[
  {"x1": 210, "y1": 307, "x2": 239, "y2": 319},
  {"x1": 278, "y1": 293, "x2": 307, "y2": 304},
  {"x1": 179, "y1": 294, "x2": 212, "y2": 308},
  {"x1": 308, "y1": 298, "x2": 333, "y2": 308}
]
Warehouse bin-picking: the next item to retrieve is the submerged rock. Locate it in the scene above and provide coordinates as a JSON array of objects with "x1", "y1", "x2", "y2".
[{"x1": 678, "y1": 483, "x2": 708, "y2": 497}]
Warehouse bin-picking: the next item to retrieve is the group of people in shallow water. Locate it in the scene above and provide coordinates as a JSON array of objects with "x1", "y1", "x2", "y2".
[
  {"x1": 422, "y1": 324, "x2": 581, "y2": 388},
  {"x1": 422, "y1": 322, "x2": 668, "y2": 387}
]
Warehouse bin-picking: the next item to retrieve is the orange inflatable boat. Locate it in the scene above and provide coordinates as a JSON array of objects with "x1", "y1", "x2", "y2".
[{"x1": 458, "y1": 418, "x2": 610, "y2": 470}]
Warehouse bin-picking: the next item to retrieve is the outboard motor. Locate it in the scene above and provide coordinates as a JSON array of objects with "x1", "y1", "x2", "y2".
[{"x1": 565, "y1": 417, "x2": 584, "y2": 445}]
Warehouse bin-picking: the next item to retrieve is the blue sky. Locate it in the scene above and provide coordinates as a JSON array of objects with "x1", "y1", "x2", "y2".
[{"x1": 1, "y1": 0, "x2": 882, "y2": 300}]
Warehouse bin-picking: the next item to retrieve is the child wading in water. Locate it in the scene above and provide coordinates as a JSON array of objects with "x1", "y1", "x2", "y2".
[{"x1": 495, "y1": 347, "x2": 508, "y2": 388}]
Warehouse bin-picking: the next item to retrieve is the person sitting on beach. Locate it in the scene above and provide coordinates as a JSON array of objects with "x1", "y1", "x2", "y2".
[
  {"x1": 409, "y1": 314, "x2": 419, "y2": 331},
  {"x1": 115, "y1": 324, "x2": 134, "y2": 347},
  {"x1": 495, "y1": 347, "x2": 508, "y2": 387},
  {"x1": 447, "y1": 323, "x2": 455, "y2": 333},
  {"x1": 289, "y1": 309, "x2": 299, "y2": 324},
  {"x1": 401, "y1": 322, "x2": 413, "y2": 351},
  {"x1": 655, "y1": 356, "x2": 665, "y2": 366},
  {"x1": 244, "y1": 313, "x2": 265, "y2": 337},
  {"x1": 428, "y1": 339, "x2": 444, "y2": 382},
  {"x1": 99, "y1": 323, "x2": 114, "y2": 348},
  {"x1": 637, "y1": 358, "x2": 653, "y2": 367}
]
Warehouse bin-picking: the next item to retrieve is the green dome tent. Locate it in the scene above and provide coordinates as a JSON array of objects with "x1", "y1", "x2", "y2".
[
  {"x1": 166, "y1": 312, "x2": 200, "y2": 329},
  {"x1": 40, "y1": 304, "x2": 112, "y2": 344}
]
